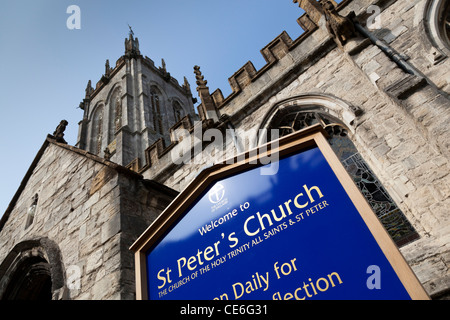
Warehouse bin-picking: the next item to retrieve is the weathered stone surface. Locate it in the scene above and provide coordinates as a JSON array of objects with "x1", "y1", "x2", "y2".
[
  {"x1": 0, "y1": 141, "x2": 177, "y2": 300},
  {"x1": 0, "y1": 0, "x2": 449, "y2": 300},
  {"x1": 140, "y1": 0, "x2": 450, "y2": 299}
]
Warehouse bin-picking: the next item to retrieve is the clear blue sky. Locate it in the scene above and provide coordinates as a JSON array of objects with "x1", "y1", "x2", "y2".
[{"x1": 0, "y1": 1, "x2": 309, "y2": 216}]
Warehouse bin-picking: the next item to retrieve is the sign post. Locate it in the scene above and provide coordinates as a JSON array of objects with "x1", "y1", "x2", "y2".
[{"x1": 130, "y1": 124, "x2": 429, "y2": 300}]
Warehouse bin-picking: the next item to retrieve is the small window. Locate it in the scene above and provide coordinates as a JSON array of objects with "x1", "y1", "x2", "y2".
[
  {"x1": 426, "y1": 0, "x2": 450, "y2": 54},
  {"x1": 151, "y1": 88, "x2": 164, "y2": 135},
  {"x1": 109, "y1": 88, "x2": 122, "y2": 142},
  {"x1": 114, "y1": 97, "x2": 122, "y2": 132},
  {"x1": 25, "y1": 194, "x2": 38, "y2": 229},
  {"x1": 173, "y1": 101, "x2": 184, "y2": 123},
  {"x1": 91, "y1": 105, "x2": 104, "y2": 155}
]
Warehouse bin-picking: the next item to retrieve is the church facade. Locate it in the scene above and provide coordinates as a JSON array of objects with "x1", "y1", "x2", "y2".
[{"x1": 0, "y1": 0, "x2": 449, "y2": 299}]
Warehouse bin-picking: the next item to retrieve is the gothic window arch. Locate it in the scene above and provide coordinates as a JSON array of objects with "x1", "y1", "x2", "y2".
[
  {"x1": 2, "y1": 255, "x2": 52, "y2": 300},
  {"x1": 115, "y1": 97, "x2": 122, "y2": 132},
  {"x1": 108, "y1": 88, "x2": 122, "y2": 143},
  {"x1": 441, "y1": 1, "x2": 450, "y2": 47},
  {"x1": 150, "y1": 86, "x2": 164, "y2": 135},
  {"x1": 24, "y1": 194, "x2": 38, "y2": 230},
  {"x1": 91, "y1": 104, "x2": 104, "y2": 155},
  {"x1": 0, "y1": 239, "x2": 65, "y2": 300},
  {"x1": 425, "y1": 0, "x2": 450, "y2": 55},
  {"x1": 173, "y1": 100, "x2": 184, "y2": 123},
  {"x1": 261, "y1": 102, "x2": 419, "y2": 247}
]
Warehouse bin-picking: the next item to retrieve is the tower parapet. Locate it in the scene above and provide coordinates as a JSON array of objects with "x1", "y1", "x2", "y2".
[
  {"x1": 76, "y1": 31, "x2": 197, "y2": 169},
  {"x1": 125, "y1": 26, "x2": 141, "y2": 58}
]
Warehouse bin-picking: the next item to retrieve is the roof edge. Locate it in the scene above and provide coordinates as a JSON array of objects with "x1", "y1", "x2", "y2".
[
  {"x1": 0, "y1": 138, "x2": 50, "y2": 233},
  {"x1": 0, "y1": 136, "x2": 147, "y2": 233}
]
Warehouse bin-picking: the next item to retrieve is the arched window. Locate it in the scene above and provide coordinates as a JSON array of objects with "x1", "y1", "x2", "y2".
[
  {"x1": 91, "y1": 105, "x2": 104, "y2": 155},
  {"x1": 114, "y1": 97, "x2": 122, "y2": 132},
  {"x1": 25, "y1": 194, "x2": 38, "y2": 230},
  {"x1": 425, "y1": 0, "x2": 450, "y2": 54},
  {"x1": 2, "y1": 256, "x2": 52, "y2": 300},
  {"x1": 264, "y1": 106, "x2": 419, "y2": 247},
  {"x1": 173, "y1": 101, "x2": 184, "y2": 123},
  {"x1": 0, "y1": 239, "x2": 65, "y2": 300},
  {"x1": 108, "y1": 89, "x2": 122, "y2": 143},
  {"x1": 151, "y1": 87, "x2": 164, "y2": 135},
  {"x1": 436, "y1": 0, "x2": 450, "y2": 48}
]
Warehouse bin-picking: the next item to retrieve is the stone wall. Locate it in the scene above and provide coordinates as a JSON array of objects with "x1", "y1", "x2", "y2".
[
  {"x1": 0, "y1": 140, "x2": 175, "y2": 299},
  {"x1": 140, "y1": 0, "x2": 450, "y2": 298},
  {"x1": 0, "y1": 0, "x2": 448, "y2": 300}
]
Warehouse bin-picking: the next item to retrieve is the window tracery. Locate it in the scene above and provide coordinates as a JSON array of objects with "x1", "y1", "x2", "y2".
[
  {"x1": 108, "y1": 89, "x2": 121, "y2": 143},
  {"x1": 438, "y1": 0, "x2": 450, "y2": 48},
  {"x1": 425, "y1": 0, "x2": 450, "y2": 58},
  {"x1": 91, "y1": 105, "x2": 104, "y2": 155},
  {"x1": 114, "y1": 97, "x2": 122, "y2": 132},
  {"x1": 151, "y1": 87, "x2": 164, "y2": 135},
  {"x1": 173, "y1": 101, "x2": 184, "y2": 123},
  {"x1": 267, "y1": 108, "x2": 419, "y2": 246}
]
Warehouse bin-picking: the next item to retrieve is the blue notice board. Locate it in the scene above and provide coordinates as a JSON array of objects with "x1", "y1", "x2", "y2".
[{"x1": 144, "y1": 146, "x2": 414, "y2": 300}]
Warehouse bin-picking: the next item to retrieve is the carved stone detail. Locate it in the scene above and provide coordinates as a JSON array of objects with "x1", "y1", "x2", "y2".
[
  {"x1": 320, "y1": 0, "x2": 356, "y2": 46},
  {"x1": 52, "y1": 120, "x2": 69, "y2": 144}
]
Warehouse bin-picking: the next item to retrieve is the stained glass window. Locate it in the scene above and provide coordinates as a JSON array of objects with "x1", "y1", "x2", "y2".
[
  {"x1": 267, "y1": 108, "x2": 419, "y2": 247},
  {"x1": 438, "y1": 0, "x2": 450, "y2": 48},
  {"x1": 336, "y1": 139, "x2": 419, "y2": 247}
]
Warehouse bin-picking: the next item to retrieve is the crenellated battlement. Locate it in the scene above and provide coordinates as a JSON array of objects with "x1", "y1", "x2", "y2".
[
  {"x1": 82, "y1": 0, "x2": 360, "y2": 174},
  {"x1": 208, "y1": 14, "x2": 318, "y2": 111},
  {"x1": 77, "y1": 30, "x2": 197, "y2": 168},
  {"x1": 197, "y1": 0, "x2": 355, "y2": 114},
  {"x1": 3, "y1": 0, "x2": 450, "y2": 302},
  {"x1": 84, "y1": 54, "x2": 191, "y2": 104},
  {"x1": 131, "y1": 1, "x2": 357, "y2": 175},
  {"x1": 134, "y1": 114, "x2": 217, "y2": 180}
]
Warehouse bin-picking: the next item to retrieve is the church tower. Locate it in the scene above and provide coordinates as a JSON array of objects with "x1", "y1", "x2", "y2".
[{"x1": 76, "y1": 30, "x2": 197, "y2": 168}]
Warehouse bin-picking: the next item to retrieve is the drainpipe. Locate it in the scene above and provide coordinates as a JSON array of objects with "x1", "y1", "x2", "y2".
[{"x1": 353, "y1": 22, "x2": 421, "y2": 77}]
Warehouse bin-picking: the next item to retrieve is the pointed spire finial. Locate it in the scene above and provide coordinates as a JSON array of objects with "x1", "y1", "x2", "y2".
[
  {"x1": 124, "y1": 25, "x2": 140, "y2": 57},
  {"x1": 183, "y1": 76, "x2": 191, "y2": 92},
  {"x1": 85, "y1": 80, "x2": 94, "y2": 98},
  {"x1": 128, "y1": 24, "x2": 134, "y2": 38},
  {"x1": 105, "y1": 59, "x2": 112, "y2": 77},
  {"x1": 194, "y1": 65, "x2": 208, "y2": 88},
  {"x1": 193, "y1": 65, "x2": 219, "y2": 122}
]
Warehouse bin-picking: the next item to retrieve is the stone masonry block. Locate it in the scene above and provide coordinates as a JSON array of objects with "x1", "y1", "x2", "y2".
[
  {"x1": 86, "y1": 247, "x2": 103, "y2": 274},
  {"x1": 101, "y1": 214, "x2": 121, "y2": 244}
]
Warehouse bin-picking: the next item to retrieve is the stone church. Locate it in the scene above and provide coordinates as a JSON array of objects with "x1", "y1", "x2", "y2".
[{"x1": 0, "y1": 0, "x2": 449, "y2": 300}]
